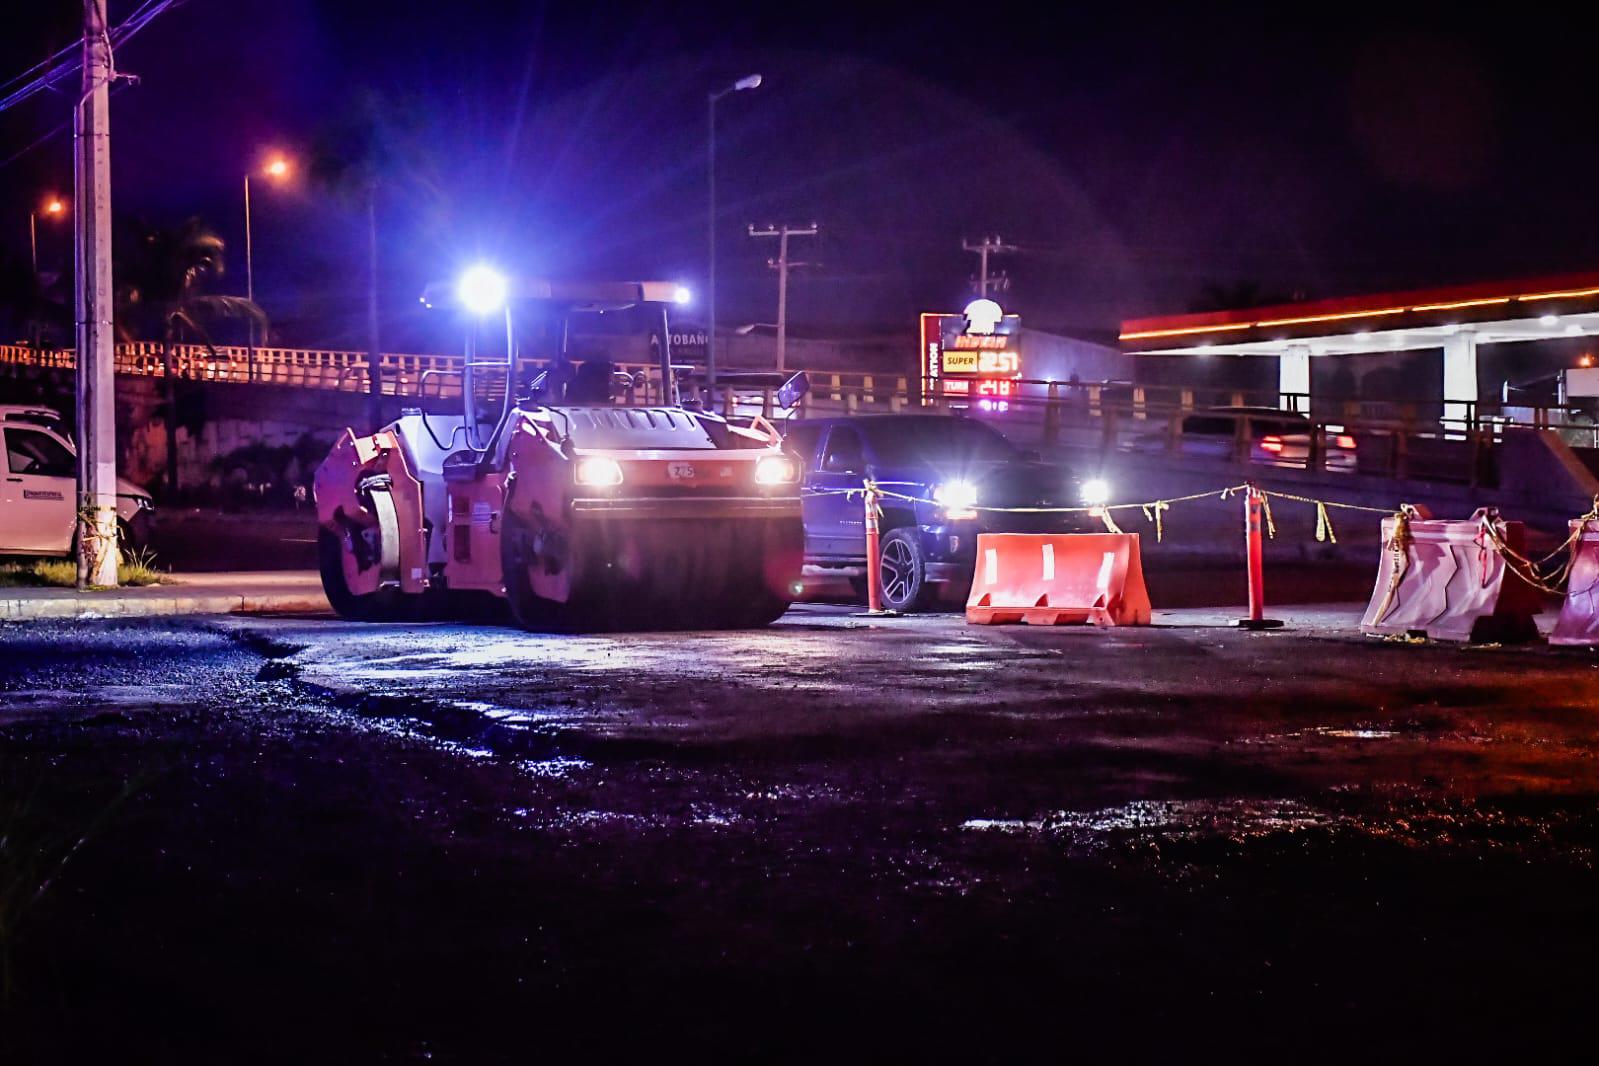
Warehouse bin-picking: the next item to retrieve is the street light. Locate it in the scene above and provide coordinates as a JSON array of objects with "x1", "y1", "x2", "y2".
[
  {"x1": 30, "y1": 196, "x2": 67, "y2": 277},
  {"x1": 27, "y1": 197, "x2": 67, "y2": 349},
  {"x1": 707, "y1": 72, "x2": 762, "y2": 397},
  {"x1": 244, "y1": 153, "x2": 293, "y2": 380}
]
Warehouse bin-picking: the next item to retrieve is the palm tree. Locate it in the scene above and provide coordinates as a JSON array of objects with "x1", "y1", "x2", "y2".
[
  {"x1": 1189, "y1": 280, "x2": 1297, "y2": 314},
  {"x1": 0, "y1": 251, "x2": 68, "y2": 349},
  {"x1": 117, "y1": 217, "x2": 267, "y2": 495},
  {"x1": 310, "y1": 89, "x2": 446, "y2": 433}
]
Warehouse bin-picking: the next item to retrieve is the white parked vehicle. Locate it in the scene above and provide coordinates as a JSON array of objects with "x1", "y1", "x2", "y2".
[{"x1": 0, "y1": 406, "x2": 154, "y2": 557}]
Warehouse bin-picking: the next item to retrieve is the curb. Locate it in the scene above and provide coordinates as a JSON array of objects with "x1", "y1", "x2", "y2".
[{"x1": 0, "y1": 591, "x2": 330, "y2": 622}]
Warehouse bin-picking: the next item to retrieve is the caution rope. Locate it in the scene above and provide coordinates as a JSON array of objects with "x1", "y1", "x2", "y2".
[
  {"x1": 1473, "y1": 497, "x2": 1599, "y2": 596},
  {"x1": 807, "y1": 481, "x2": 1402, "y2": 547},
  {"x1": 869, "y1": 483, "x2": 1251, "y2": 544},
  {"x1": 809, "y1": 471, "x2": 1599, "y2": 604}
]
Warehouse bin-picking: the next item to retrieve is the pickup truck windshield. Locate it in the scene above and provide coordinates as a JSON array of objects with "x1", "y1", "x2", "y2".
[{"x1": 863, "y1": 419, "x2": 1019, "y2": 465}]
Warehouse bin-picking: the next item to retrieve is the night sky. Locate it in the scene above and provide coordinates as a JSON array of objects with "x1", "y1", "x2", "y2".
[{"x1": 3, "y1": 2, "x2": 1597, "y2": 350}]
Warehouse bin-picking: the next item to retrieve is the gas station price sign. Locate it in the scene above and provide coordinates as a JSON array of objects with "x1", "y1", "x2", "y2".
[{"x1": 920, "y1": 309, "x2": 1023, "y2": 412}]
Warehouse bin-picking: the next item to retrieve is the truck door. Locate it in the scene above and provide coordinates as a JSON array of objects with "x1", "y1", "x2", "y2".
[
  {"x1": 809, "y1": 425, "x2": 868, "y2": 556},
  {"x1": 2, "y1": 426, "x2": 77, "y2": 553},
  {"x1": 783, "y1": 424, "x2": 827, "y2": 558}
]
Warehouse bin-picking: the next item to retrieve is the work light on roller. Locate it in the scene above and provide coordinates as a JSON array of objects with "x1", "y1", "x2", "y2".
[
  {"x1": 754, "y1": 454, "x2": 798, "y2": 485},
  {"x1": 574, "y1": 456, "x2": 624, "y2": 487}
]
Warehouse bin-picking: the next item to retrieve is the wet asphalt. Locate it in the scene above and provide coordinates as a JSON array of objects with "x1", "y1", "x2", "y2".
[{"x1": 3, "y1": 603, "x2": 1599, "y2": 1062}]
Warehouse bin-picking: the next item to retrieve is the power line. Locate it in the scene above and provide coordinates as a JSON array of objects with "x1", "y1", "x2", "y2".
[
  {"x1": 0, "y1": 40, "x2": 80, "y2": 101},
  {"x1": 0, "y1": 0, "x2": 184, "y2": 119}
]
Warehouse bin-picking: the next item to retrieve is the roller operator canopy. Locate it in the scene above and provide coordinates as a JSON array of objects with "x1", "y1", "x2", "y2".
[
  {"x1": 420, "y1": 278, "x2": 689, "y2": 313},
  {"x1": 1120, "y1": 270, "x2": 1599, "y2": 356}
]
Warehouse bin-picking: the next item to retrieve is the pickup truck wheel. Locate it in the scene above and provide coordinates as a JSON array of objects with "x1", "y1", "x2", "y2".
[{"x1": 877, "y1": 528, "x2": 933, "y2": 612}]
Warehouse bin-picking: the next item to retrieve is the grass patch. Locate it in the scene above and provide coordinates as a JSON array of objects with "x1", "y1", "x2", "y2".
[{"x1": 0, "y1": 548, "x2": 165, "y2": 589}]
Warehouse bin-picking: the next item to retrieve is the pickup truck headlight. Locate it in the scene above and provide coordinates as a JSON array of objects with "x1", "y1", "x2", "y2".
[
  {"x1": 933, "y1": 480, "x2": 979, "y2": 520},
  {"x1": 1078, "y1": 478, "x2": 1111, "y2": 507}
]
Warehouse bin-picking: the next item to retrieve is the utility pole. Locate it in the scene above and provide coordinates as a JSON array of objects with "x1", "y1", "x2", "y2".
[
  {"x1": 747, "y1": 222, "x2": 817, "y2": 373},
  {"x1": 74, "y1": 0, "x2": 118, "y2": 589},
  {"x1": 961, "y1": 234, "x2": 1017, "y2": 299},
  {"x1": 365, "y1": 181, "x2": 382, "y2": 433}
]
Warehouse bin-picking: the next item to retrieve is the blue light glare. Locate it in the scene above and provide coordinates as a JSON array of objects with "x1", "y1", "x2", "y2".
[{"x1": 458, "y1": 264, "x2": 509, "y2": 315}]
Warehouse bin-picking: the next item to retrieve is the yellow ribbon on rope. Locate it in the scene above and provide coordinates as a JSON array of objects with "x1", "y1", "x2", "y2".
[
  {"x1": 1258, "y1": 491, "x2": 1277, "y2": 540},
  {"x1": 1140, "y1": 500, "x2": 1170, "y2": 543},
  {"x1": 1314, "y1": 500, "x2": 1337, "y2": 544}
]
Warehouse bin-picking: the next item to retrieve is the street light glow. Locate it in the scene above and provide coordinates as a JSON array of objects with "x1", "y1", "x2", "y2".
[
  {"x1": 263, "y1": 156, "x2": 291, "y2": 179},
  {"x1": 43, "y1": 198, "x2": 66, "y2": 216},
  {"x1": 673, "y1": 285, "x2": 693, "y2": 306},
  {"x1": 458, "y1": 264, "x2": 509, "y2": 315},
  {"x1": 733, "y1": 73, "x2": 763, "y2": 92}
]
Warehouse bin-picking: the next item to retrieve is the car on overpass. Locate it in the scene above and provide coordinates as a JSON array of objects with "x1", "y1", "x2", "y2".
[
  {"x1": 1122, "y1": 406, "x2": 1357, "y2": 472},
  {"x1": 0, "y1": 406, "x2": 154, "y2": 558},
  {"x1": 783, "y1": 414, "x2": 1105, "y2": 612}
]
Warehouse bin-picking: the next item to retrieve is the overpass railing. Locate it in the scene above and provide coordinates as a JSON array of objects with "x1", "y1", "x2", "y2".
[{"x1": 4, "y1": 343, "x2": 1593, "y2": 484}]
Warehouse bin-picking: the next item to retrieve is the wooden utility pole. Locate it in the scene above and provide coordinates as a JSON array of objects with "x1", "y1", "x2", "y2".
[
  {"x1": 961, "y1": 234, "x2": 1017, "y2": 299},
  {"x1": 74, "y1": 0, "x2": 118, "y2": 588},
  {"x1": 748, "y1": 222, "x2": 817, "y2": 373}
]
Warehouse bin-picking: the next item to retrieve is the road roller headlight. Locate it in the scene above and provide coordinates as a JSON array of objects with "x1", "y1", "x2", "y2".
[
  {"x1": 754, "y1": 454, "x2": 798, "y2": 485},
  {"x1": 933, "y1": 480, "x2": 978, "y2": 520},
  {"x1": 574, "y1": 456, "x2": 624, "y2": 488},
  {"x1": 1079, "y1": 478, "x2": 1111, "y2": 507}
]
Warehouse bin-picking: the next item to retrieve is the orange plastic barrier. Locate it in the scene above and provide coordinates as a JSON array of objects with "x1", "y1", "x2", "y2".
[
  {"x1": 1360, "y1": 508, "x2": 1540, "y2": 643},
  {"x1": 965, "y1": 532, "x2": 1152, "y2": 627},
  {"x1": 1551, "y1": 520, "x2": 1599, "y2": 646}
]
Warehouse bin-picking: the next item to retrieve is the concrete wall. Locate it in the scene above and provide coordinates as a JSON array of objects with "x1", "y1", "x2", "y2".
[{"x1": 0, "y1": 364, "x2": 365, "y2": 501}]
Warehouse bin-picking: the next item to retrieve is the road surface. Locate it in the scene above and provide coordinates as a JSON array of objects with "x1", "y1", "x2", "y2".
[{"x1": 2, "y1": 601, "x2": 1597, "y2": 1061}]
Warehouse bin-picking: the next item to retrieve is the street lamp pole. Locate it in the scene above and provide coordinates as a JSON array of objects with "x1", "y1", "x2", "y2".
[
  {"x1": 244, "y1": 172, "x2": 255, "y2": 382},
  {"x1": 244, "y1": 156, "x2": 290, "y2": 384},
  {"x1": 28, "y1": 199, "x2": 66, "y2": 349},
  {"x1": 706, "y1": 73, "x2": 761, "y2": 399}
]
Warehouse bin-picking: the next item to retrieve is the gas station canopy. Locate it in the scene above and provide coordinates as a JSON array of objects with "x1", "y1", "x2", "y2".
[{"x1": 1119, "y1": 270, "x2": 1599, "y2": 356}]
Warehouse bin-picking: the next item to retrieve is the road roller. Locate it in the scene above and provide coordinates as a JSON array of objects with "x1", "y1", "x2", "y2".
[{"x1": 313, "y1": 274, "x2": 805, "y2": 630}]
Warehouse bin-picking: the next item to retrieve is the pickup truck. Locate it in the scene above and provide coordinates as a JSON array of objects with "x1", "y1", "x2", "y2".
[{"x1": 783, "y1": 414, "x2": 1106, "y2": 611}]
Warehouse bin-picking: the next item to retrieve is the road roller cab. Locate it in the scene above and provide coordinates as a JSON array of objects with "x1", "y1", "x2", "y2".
[{"x1": 314, "y1": 277, "x2": 805, "y2": 630}]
